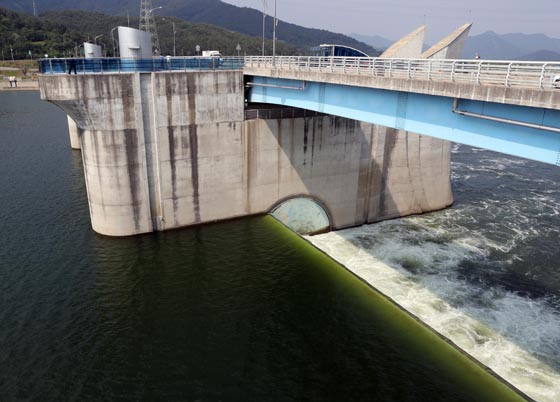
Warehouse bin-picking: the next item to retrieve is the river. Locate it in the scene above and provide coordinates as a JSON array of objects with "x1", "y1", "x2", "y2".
[{"x1": 0, "y1": 91, "x2": 556, "y2": 401}]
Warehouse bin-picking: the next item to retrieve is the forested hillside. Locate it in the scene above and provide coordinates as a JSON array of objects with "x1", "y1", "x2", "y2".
[
  {"x1": 0, "y1": 0, "x2": 377, "y2": 55},
  {"x1": 0, "y1": 8, "x2": 297, "y2": 59}
]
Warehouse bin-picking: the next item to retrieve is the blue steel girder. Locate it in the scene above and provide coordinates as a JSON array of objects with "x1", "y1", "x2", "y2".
[{"x1": 248, "y1": 76, "x2": 560, "y2": 166}]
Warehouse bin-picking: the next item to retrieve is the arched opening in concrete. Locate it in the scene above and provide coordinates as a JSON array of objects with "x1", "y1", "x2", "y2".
[{"x1": 269, "y1": 196, "x2": 332, "y2": 235}]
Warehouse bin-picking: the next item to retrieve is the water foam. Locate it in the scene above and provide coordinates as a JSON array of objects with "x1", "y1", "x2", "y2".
[{"x1": 307, "y1": 219, "x2": 560, "y2": 402}]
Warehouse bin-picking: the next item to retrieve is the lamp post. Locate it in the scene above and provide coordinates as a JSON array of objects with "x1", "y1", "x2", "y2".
[
  {"x1": 272, "y1": 0, "x2": 277, "y2": 65},
  {"x1": 236, "y1": 43, "x2": 241, "y2": 58},
  {"x1": 10, "y1": 45, "x2": 14, "y2": 61},
  {"x1": 147, "y1": 6, "x2": 163, "y2": 32},
  {"x1": 94, "y1": 35, "x2": 104, "y2": 45},
  {"x1": 261, "y1": 0, "x2": 267, "y2": 56},
  {"x1": 110, "y1": 27, "x2": 118, "y2": 57}
]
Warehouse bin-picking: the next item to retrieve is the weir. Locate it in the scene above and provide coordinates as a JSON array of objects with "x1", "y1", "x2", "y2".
[{"x1": 39, "y1": 70, "x2": 452, "y2": 236}]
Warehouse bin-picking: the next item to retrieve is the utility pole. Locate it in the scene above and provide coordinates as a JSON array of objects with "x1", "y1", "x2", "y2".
[
  {"x1": 261, "y1": 0, "x2": 267, "y2": 56},
  {"x1": 272, "y1": 0, "x2": 277, "y2": 65},
  {"x1": 164, "y1": 18, "x2": 176, "y2": 56},
  {"x1": 139, "y1": 0, "x2": 162, "y2": 55}
]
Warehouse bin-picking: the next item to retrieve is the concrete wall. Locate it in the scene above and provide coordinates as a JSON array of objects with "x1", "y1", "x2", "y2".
[
  {"x1": 40, "y1": 71, "x2": 244, "y2": 236},
  {"x1": 381, "y1": 25, "x2": 426, "y2": 59},
  {"x1": 40, "y1": 71, "x2": 452, "y2": 236},
  {"x1": 422, "y1": 23, "x2": 472, "y2": 60},
  {"x1": 244, "y1": 117, "x2": 452, "y2": 230}
]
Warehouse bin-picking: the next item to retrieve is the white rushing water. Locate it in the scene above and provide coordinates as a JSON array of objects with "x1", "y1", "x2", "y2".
[
  {"x1": 307, "y1": 141, "x2": 560, "y2": 402},
  {"x1": 307, "y1": 220, "x2": 560, "y2": 401}
]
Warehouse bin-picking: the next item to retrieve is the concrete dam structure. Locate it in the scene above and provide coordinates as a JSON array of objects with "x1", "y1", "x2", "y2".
[{"x1": 39, "y1": 70, "x2": 452, "y2": 236}]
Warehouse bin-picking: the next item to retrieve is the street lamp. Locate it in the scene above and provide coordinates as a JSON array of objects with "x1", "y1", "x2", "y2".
[
  {"x1": 110, "y1": 27, "x2": 118, "y2": 57},
  {"x1": 236, "y1": 43, "x2": 241, "y2": 58},
  {"x1": 261, "y1": 0, "x2": 267, "y2": 56},
  {"x1": 10, "y1": 44, "x2": 14, "y2": 61},
  {"x1": 147, "y1": 6, "x2": 163, "y2": 32},
  {"x1": 94, "y1": 35, "x2": 104, "y2": 45}
]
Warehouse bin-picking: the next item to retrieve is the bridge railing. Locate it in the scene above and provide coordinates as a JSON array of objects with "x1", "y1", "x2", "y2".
[
  {"x1": 244, "y1": 56, "x2": 560, "y2": 91},
  {"x1": 38, "y1": 57, "x2": 245, "y2": 74}
]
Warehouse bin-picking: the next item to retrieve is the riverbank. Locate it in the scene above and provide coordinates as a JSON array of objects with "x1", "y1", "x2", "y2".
[{"x1": 0, "y1": 80, "x2": 39, "y2": 91}]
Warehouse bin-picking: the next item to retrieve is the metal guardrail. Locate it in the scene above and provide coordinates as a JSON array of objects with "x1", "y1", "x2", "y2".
[
  {"x1": 38, "y1": 57, "x2": 244, "y2": 74},
  {"x1": 38, "y1": 56, "x2": 560, "y2": 91},
  {"x1": 245, "y1": 56, "x2": 560, "y2": 91}
]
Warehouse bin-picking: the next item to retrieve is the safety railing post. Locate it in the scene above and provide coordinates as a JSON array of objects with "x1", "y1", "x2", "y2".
[
  {"x1": 476, "y1": 61, "x2": 482, "y2": 84},
  {"x1": 428, "y1": 60, "x2": 432, "y2": 80},
  {"x1": 389, "y1": 59, "x2": 393, "y2": 77},
  {"x1": 407, "y1": 60, "x2": 411, "y2": 79},
  {"x1": 539, "y1": 63, "x2": 548, "y2": 89},
  {"x1": 451, "y1": 61, "x2": 456, "y2": 82},
  {"x1": 506, "y1": 62, "x2": 512, "y2": 86}
]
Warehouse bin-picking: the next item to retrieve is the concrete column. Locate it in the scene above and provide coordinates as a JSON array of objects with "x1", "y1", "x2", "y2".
[{"x1": 66, "y1": 115, "x2": 82, "y2": 150}]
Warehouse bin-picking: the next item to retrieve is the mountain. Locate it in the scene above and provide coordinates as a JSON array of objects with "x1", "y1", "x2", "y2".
[
  {"x1": 515, "y1": 50, "x2": 560, "y2": 61},
  {"x1": 349, "y1": 33, "x2": 393, "y2": 52},
  {"x1": 462, "y1": 31, "x2": 560, "y2": 60},
  {"x1": 0, "y1": 8, "x2": 297, "y2": 59},
  {"x1": 0, "y1": 0, "x2": 378, "y2": 55}
]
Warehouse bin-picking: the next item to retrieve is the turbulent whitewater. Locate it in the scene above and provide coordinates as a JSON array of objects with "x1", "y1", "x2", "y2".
[{"x1": 308, "y1": 145, "x2": 560, "y2": 402}]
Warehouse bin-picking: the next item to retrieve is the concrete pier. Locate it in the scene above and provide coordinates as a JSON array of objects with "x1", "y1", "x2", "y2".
[
  {"x1": 66, "y1": 116, "x2": 82, "y2": 150},
  {"x1": 40, "y1": 71, "x2": 452, "y2": 236}
]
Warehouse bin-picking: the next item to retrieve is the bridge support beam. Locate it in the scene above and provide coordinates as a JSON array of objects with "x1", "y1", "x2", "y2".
[{"x1": 248, "y1": 76, "x2": 560, "y2": 166}]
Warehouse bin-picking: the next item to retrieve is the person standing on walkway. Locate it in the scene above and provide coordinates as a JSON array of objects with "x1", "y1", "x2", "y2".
[{"x1": 68, "y1": 58, "x2": 77, "y2": 75}]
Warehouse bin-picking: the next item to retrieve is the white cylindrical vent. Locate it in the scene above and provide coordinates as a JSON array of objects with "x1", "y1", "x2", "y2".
[
  {"x1": 84, "y1": 43, "x2": 102, "y2": 59},
  {"x1": 118, "y1": 26, "x2": 152, "y2": 59}
]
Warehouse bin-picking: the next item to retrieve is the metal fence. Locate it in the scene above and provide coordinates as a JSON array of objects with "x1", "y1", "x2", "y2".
[
  {"x1": 245, "y1": 56, "x2": 560, "y2": 91},
  {"x1": 245, "y1": 108, "x2": 325, "y2": 120},
  {"x1": 38, "y1": 57, "x2": 244, "y2": 74},
  {"x1": 38, "y1": 55, "x2": 560, "y2": 91}
]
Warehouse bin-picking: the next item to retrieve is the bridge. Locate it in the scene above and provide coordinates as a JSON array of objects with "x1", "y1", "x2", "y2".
[{"x1": 243, "y1": 56, "x2": 560, "y2": 166}]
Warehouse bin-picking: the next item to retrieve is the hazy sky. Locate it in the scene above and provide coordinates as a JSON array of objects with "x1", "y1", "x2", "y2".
[{"x1": 223, "y1": 0, "x2": 559, "y2": 43}]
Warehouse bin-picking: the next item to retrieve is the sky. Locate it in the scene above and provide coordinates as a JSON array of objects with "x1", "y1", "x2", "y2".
[{"x1": 222, "y1": 0, "x2": 559, "y2": 43}]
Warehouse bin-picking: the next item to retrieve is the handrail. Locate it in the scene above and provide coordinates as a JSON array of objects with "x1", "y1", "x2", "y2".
[
  {"x1": 37, "y1": 56, "x2": 560, "y2": 91},
  {"x1": 244, "y1": 56, "x2": 560, "y2": 91},
  {"x1": 37, "y1": 56, "x2": 245, "y2": 75}
]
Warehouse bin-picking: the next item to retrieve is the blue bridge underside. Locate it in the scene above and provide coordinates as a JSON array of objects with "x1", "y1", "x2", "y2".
[{"x1": 248, "y1": 76, "x2": 560, "y2": 166}]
